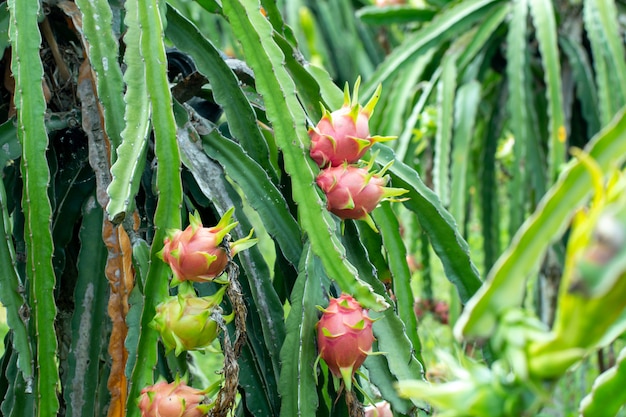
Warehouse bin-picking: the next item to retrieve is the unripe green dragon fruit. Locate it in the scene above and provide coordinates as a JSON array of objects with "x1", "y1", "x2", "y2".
[
  {"x1": 309, "y1": 78, "x2": 394, "y2": 168},
  {"x1": 138, "y1": 378, "x2": 209, "y2": 417},
  {"x1": 151, "y1": 284, "x2": 231, "y2": 356},
  {"x1": 316, "y1": 161, "x2": 407, "y2": 230},
  {"x1": 316, "y1": 293, "x2": 375, "y2": 391},
  {"x1": 159, "y1": 208, "x2": 256, "y2": 285}
]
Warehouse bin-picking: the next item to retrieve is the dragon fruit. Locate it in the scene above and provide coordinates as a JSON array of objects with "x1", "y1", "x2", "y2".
[
  {"x1": 375, "y1": 0, "x2": 405, "y2": 6},
  {"x1": 309, "y1": 78, "x2": 394, "y2": 168},
  {"x1": 364, "y1": 401, "x2": 393, "y2": 417},
  {"x1": 151, "y1": 284, "x2": 230, "y2": 356},
  {"x1": 159, "y1": 208, "x2": 256, "y2": 285},
  {"x1": 138, "y1": 378, "x2": 209, "y2": 417},
  {"x1": 316, "y1": 293, "x2": 375, "y2": 390},
  {"x1": 316, "y1": 161, "x2": 407, "y2": 230}
]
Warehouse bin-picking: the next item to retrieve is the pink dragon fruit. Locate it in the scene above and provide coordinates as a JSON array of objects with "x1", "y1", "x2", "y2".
[
  {"x1": 151, "y1": 284, "x2": 230, "y2": 356},
  {"x1": 316, "y1": 293, "x2": 375, "y2": 390},
  {"x1": 315, "y1": 161, "x2": 407, "y2": 230},
  {"x1": 375, "y1": 0, "x2": 405, "y2": 6},
  {"x1": 138, "y1": 378, "x2": 209, "y2": 417},
  {"x1": 309, "y1": 78, "x2": 394, "y2": 168},
  {"x1": 159, "y1": 208, "x2": 256, "y2": 285},
  {"x1": 364, "y1": 401, "x2": 393, "y2": 417}
]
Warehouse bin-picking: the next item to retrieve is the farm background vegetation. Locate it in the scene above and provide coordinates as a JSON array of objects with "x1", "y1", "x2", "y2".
[{"x1": 1, "y1": 0, "x2": 626, "y2": 416}]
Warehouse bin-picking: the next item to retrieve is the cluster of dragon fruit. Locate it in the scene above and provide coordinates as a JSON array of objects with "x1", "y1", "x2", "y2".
[
  {"x1": 138, "y1": 209, "x2": 256, "y2": 417},
  {"x1": 310, "y1": 78, "x2": 407, "y2": 231},
  {"x1": 312, "y1": 80, "x2": 401, "y2": 416},
  {"x1": 137, "y1": 79, "x2": 405, "y2": 416}
]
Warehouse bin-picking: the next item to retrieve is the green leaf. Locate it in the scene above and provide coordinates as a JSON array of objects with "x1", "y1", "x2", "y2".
[
  {"x1": 235, "y1": 254, "x2": 282, "y2": 416},
  {"x1": 222, "y1": 0, "x2": 387, "y2": 310},
  {"x1": 580, "y1": 346, "x2": 626, "y2": 416},
  {"x1": 433, "y1": 53, "x2": 457, "y2": 207},
  {"x1": 279, "y1": 245, "x2": 326, "y2": 417},
  {"x1": 371, "y1": 203, "x2": 420, "y2": 356},
  {"x1": 368, "y1": 308, "x2": 428, "y2": 413},
  {"x1": 0, "y1": 5, "x2": 9, "y2": 53},
  {"x1": 164, "y1": 5, "x2": 274, "y2": 177},
  {"x1": 529, "y1": 0, "x2": 566, "y2": 181},
  {"x1": 583, "y1": 0, "x2": 626, "y2": 126},
  {"x1": 559, "y1": 36, "x2": 601, "y2": 138},
  {"x1": 273, "y1": 33, "x2": 330, "y2": 123},
  {"x1": 0, "y1": 120, "x2": 19, "y2": 169},
  {"x1": 450, "y1": 81, "x2": 481, "y2": 228},
  {"x1": 362, "y1": 343, "x2": 419, "y2": 415},
  {"x1": 237, "y1": 339, "x2": 278, "y2": 416},
  {"x1": 506, "y1": 0, "x2": 530, "y2": 236},
  {"x1": 374, "y1": 144, "x2": 482, "y2": 303},
  {"x1": 63, "y1": 196, "x2": 109, "y2": 417},
  {"x1": 0, "y1": 164, "x2": 32, "y2": 387},
  {"x1": 479, "y1": 84, "x2": 505, "y2": 272},
  {"x1": 201, "y1": 127, "x2": 302, "y2": 267},
  {"x1": 395, "y1": 66, "x2": 440, "y2": 162},
  {"x1": 8, "y1": 0, "x2": 59, "y2": 413},
  {"x1": 457, "y1": 107, "x2": 626, "y2": 340},
  {"x1": 2, "y1": 349, "x2": 34, "y2": 417},
  {"x1": 75, "y1": 0, "x2": 125, "y2": 151},
  {"x1": 356, "y1": 5, "x2": 436, "y2": 25},
  {"x1": 194, "y1": 0, "x2": 222, "y2": 14},
  {"x1": 456, "y1": 3, "x2": 510, "y2": 71},
  {"x1": 106, "y1": 0, "x2": 150, "y2": 223}
]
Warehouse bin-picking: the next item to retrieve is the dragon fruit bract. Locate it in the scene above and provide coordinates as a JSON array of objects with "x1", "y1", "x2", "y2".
[
  {"x1": 316, "y1": 293, "x2": 375, "y2": 390},
  {"x1": 316, "y1": 162, "x2": 407, "y2": 230},
  {"x1": 138, "y1": 379, "x2": 209, "y2": 417},
  {"x1": 159, "y1": 208, "x2": 256, "y2": 285},
  {"x1": 309, "y1": 78, "x2": 394, "y2": 168}
]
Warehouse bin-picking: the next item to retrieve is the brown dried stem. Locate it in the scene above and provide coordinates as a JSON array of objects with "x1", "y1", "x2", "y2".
[
  {"x1": 346, "y1": 390, "x2": 365, "y2": 417},
  {"x1": 209, "y1": 239, "x2": 247, "y2": 417}
]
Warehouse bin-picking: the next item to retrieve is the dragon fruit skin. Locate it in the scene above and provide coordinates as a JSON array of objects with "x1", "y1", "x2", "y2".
[
  {"x1": 151, "y1": 284, "x2": 228, "y2": 356},
  {"x1": 159, "y1": 208, "x2": 256, "y2": 285},
  {"x1": 364, "y1": 401, "x2": 393, "y2": 417},
  {"x1": 138, "y1": 379, "x2": 209, "y2": 417},
  {"x1": 316, "y1": 293, "x2": 375, "y2": 390},
  {"x1": 309, "y1": 80, "x2": 394, "y2": 168},
  {"x1": 316, "y1": 163, "x2": 407, "y2": 231},
  {"x1": 160, "y1": 226, "x2": 227, "y2": 283},
  {"x1": 316, "y1": 165, "x2": 385, "y2": 220},
  {"x1": 309, "y1": 106, "x2": 373, "y2": 168}
]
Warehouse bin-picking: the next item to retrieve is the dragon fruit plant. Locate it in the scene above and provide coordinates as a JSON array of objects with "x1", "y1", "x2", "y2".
[
  {"x1": 316, "y1": 293, "x2": 375, "y2": 391},
  {"x1": 309, "y1": 78, "x2": 394, "y2": 168},
  {"x1": 159, "y1": 208, "x2": 257, "y2": 285},
  {"x1": 151, "y1": 284, "x2": 230, "y2": 356},
  {"x1": 138, "y1": 378, "x2": 210, "y2": 417},
  {"x1": 316, "y1": 160, "x2": 408, "y2": 230}
]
